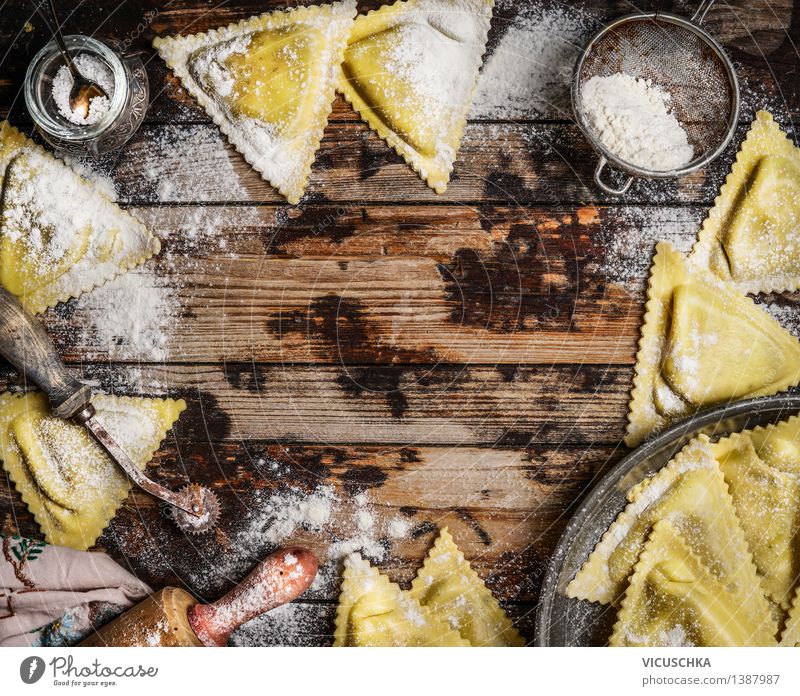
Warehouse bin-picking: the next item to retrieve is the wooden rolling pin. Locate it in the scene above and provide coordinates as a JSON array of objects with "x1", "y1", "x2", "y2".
[{"x1": 80, "y1": 548, "x2": 318, "y2": 646}]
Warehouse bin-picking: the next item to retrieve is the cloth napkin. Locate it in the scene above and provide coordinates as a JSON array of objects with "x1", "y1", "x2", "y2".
[{"x1": 0, "y1": 535, "x2": 151, "y2": 646}]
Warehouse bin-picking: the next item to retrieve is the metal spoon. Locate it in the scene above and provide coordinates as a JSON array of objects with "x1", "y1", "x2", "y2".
[{"x1": 43, "y1": 0, "x2": 108, "y2": 120}]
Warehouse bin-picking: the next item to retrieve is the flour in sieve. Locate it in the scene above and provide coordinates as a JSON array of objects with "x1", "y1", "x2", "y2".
[{"x1": 581, "y1": 73, "x2": 694, "y2": 171}]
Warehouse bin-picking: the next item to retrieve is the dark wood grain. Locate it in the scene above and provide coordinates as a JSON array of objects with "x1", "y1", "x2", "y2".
[
  {"x1": 0, "y1": 0, "x2": 798, "y2": 648},
  {"x1": 1, "y1": 441, "x2": 624, "y2": 603}
]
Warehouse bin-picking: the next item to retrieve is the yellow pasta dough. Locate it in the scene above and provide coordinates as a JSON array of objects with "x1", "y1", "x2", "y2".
[
  {"x1": 338, "y1": 0, "x2": 493, "y2": 193},
  {"x1": 334, "y1": 553, "x2": 469, "y2": 646},
  {"x1": 782, "y1": 586, "x2": 800, "y2": 646},
  {"x1": 567, "y1": 438, "x2": 772, "y2": 628},
  {"x1": 705, "y1": 417, "x2": 800, "y2": 608},
  {"x1": 626, "y1": 242, "x2": 800, "y2": 447},
  {"x1": 692, "y1": 111, "x2": 800, "y2": 293},
  {"x1": 154, "y1": 1, "x2": 357, "y2": 204},
  {"x1": 0, "y1": 122, "x2": 160, "y2": 314},
  {"x1": 0, "y1": 391, "x2": 185, "y2": 550},
  {"x1": 611, "y1": 520, "x2": 777, "y2": 647},
  {"x1": 410, "y1": 527, "x2": 523, "y2": 646}
]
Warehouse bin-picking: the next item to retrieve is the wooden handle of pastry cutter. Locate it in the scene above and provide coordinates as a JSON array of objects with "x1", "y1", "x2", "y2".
[
  {"x1": 0, "y1": 288, "x2": 92, "y2": 418},
  {"x1": 187, "y1": 548, "x2": 319, "y2": 646}
]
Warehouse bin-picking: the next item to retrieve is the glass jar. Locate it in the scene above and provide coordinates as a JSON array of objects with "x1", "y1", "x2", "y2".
[{"x1": 24, "y1": 35, "x2": 148, "y2": 157}]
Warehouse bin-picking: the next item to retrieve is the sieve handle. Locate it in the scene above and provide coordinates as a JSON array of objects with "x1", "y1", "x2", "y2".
[
  {"x1": 594, "y1": 158, "x2": 633, "y2": 196},
  {"x1": 691, "y1": 0, "x2": 716, "y2": 25}
]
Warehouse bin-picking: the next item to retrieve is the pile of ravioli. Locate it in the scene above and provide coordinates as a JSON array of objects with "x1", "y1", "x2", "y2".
[
  {"x1": 153, "y1": 0, "x2": 494, "y2": 203},
  {"x1": 566, "y1": 110, "x2": 800, "y2": 647},
  {"x1": 334, "y1": 528, "x2": 524, "y2": 646},
  {"x1": 0, "y1": 123, "x2": 186, "y2": 551}
]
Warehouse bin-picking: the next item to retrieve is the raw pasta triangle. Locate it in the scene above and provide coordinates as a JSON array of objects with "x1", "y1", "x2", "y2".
[
  {"x1": 333, "y1": 553, "x2": 469, "y2": 646},
  {"x1": 705, "y1": 416, "x2": 800, "y2": 608},
  {"x1": 0, "y1": 391, "x2": 186, "y2": 550},
  {"x1": 610, "y1": 520, "x2": 777, "y2": 647},
  {"x1": 567, "y1": 438, "x2": 773, "y2": 630},
  {"x1": 625, "y1": 242, "x2": 800, "y2": 447},
  {"x1": 410, "y1": 527, "x2": 523, "y2": 646},
  {"x1": 691, "y1": 111, "x2": 800, "y2": 293},
  {"x1": 782, "y1": 585, "x2": 800, "y2": 646},
  {"x1": 0, "y1": 122, "x2": 160, "y2": 314},
  {"x1": 338, "y1": 0, "x2": 493, "y2": 193},
  {"x1": 153, "y1": 1, "x2": 357, "y2": 204}
]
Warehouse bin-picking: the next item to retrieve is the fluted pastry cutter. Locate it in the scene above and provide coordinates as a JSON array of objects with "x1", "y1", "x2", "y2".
[{"x1": 0, "y1": 287, "x2": 219, "y2": 533}]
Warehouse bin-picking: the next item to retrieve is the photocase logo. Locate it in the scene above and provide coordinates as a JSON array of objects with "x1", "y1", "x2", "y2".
[{"x1": 20, "y1": 656, "x2": 45, "y2": 684}]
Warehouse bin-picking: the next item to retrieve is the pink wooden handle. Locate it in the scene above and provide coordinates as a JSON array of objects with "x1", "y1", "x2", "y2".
[{"x1": 187, "y1": 548, "x2": 318, "y2": 646}]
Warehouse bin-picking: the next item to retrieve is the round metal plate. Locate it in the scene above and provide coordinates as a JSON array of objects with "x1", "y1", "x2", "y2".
[{"x1": 535, "y1": 394, "x2": 800, "y2": 646}]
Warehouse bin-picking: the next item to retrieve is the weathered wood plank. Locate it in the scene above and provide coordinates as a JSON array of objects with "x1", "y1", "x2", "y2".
[
  {"x1": 0, "y1": 362, "x2": 633, "y2": 445},
  {"x1": 39, "y1": 203, "x2": 664, "y2": 365},
  {"x1": 0, "y1": 441, "x2": 623, "y2": 602},
  {"x1": 64, "y1": 121, "x2": 752, "y2": 205},
  {"x1": 38, "y1": 203, "x2": 800, "y2": 366}
]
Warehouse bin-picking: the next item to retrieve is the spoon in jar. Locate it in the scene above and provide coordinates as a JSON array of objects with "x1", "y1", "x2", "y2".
[{"x1": 42, "y1": 0, "x2": 108, "y2": 120}]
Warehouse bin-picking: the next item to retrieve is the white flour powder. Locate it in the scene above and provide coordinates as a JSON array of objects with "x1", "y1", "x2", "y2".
[
  {"x1": 581, "y1": 72, "x2": 694, "y2": 171},
  {"x1": 52, "y1": 54, "x2": 115, "y2": 126}
]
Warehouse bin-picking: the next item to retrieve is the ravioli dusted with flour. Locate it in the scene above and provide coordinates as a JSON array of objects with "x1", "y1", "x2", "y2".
[
  {"x1": 338, "y1": 0, "x2": 493, "y2": 192},
  {"x1": 0, "y1": 392, "x2": 185, "y2": 550},
  {"x1": 410, "y1": 528, "x2": 523, "y2": 646},
  {"x1": 154, "y1": 2, "x2": 357, "y2": 204},
  {"x1": 706, "y1": 418, "x2": 800, "y2": 608},
  {"x1": 567, "y1": 439, "x2": 771, "y2": 618},
  {"x1": 692, "y1": 111, "x2": 800, "y2": 293},
  {"x1": 334, "y1": 554, "x2": 469, "y2": 646},
  {"x1": 625, "y1": 243, "x2": 800, "y2": 447},
  {"x1": 611, "y1": 521, "x2": 777, "y2": 647},
  {"x1": 0, "y1": 122, "x2": 159, "y2": 313}
]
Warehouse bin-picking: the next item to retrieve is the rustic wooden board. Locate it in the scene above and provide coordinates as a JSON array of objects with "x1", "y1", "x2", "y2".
[
  {"x1": 1, "y1": 0, "x2": 799, "y2": 648},
  {"x1": 40, "y1": 121, "x2": 745, "y2": 205},
  {"x1": 1, "y1": 441, "x2": 623, "y2": 603},
  {"x1": 0, "y1": 362, "x2": 633, "y2": 445},
  {"x1": 38, "y1": 204, "x2": 659, "y2": 365}
]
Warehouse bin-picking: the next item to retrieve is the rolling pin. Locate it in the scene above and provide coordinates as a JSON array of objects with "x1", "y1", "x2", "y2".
[{"x1": 80, "y1": 548, "x2": 318, "y2": 646}]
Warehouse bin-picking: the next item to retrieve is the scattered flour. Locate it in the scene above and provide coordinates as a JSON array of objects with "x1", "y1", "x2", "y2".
[
  {"x1": 136, "y1": 125, "x2": 249, "y2": 202},
  {"x1": 52, "y1": 54, "x2": 115, "y2": 125},
  {"x1": 72, "y1": 270, "x2": 177, "y2": 362},
  {"x1": 185, "y1": 481, "x2": 412, "y2": 597},
  {"x1": 581, "y1": 73, "x2": 694, "y2": 171},
  {"x1": 471, "y1": 0, "x2": 597, "y2": 119},
  {"x1": 59, "y1": 155, "x2": 117, "y2": 200},
  {"x1": 592, "y1": 207, "x2": 701, "y2": 291}
]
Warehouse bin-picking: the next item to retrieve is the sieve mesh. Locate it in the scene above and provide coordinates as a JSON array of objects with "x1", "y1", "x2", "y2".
[{"x1": 576, "y1": 16, "x2": 736, "y2": 171}]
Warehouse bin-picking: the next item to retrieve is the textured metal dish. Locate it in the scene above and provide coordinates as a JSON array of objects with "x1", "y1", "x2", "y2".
[{"x1": 535, "y1": 394, "x2": 800, "y2": 647}]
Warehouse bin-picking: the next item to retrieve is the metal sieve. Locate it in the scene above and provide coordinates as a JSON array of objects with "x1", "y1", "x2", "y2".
[{"x1": 572, "y1": 0, "x2": 740, "y2": 195}]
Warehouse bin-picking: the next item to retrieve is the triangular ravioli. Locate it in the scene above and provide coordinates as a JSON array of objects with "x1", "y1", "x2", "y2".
[
  {"x1": 153, "y1": 1, "x2": 357, "y2": 204},
  {"x1": 333, "y1": 553, "x2": 469, "y2": 646},
  {"x1": 691, "y1": 111, "x2": 800, "y2": 294},
  {"x1": 782, "y1": 586, "x2": 800, "y2": 646},
  {"x1": 706, "y1": 417, "x2": 800, "y2": 608},
  {"x1": 0, "y1": 122, "x2": 160, "y2": 314},
  {"x1": 626, "y1": 242, "x2": 800, "y2": 446},
  {"x1": 567, "y1": 439, "x2": 771, "y2": 622},
  {"x1": 338, "y1": 0, "x2": 493, "y2": 192},
  {"x1": 611, "y1": 520, "x2": 777, "y2": 647},
  {"x1": 0, "y1": 391, "x2": 186, "y2": 550},
  {"x1": 410, "y1": 527, "x2": 523, "y2": 646}
]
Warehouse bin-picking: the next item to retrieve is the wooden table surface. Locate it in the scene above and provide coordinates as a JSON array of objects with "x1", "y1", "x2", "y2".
[{"x1": 0, "y1": 0, "x2": 798, "y2": 646}]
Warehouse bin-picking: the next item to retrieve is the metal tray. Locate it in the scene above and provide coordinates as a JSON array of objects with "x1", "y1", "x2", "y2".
[{"x1": 535, "y1": 394, "x2": 800, "y2": 647}]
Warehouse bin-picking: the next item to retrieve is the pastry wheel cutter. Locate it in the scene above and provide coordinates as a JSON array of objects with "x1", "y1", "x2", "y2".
[{"x1": 0, "y1": 287, "x2": 219, "y2": 534}]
